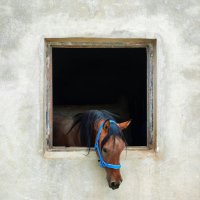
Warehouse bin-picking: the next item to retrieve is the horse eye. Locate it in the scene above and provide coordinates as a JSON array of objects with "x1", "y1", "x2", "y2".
[{"x1": 102, "y1": 148, "x2": 108, "y2": 153}]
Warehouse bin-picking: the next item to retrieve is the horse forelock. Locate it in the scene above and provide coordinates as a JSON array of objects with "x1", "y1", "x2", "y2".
[{"x1": 101, "y1": 122, "x2": 126, "y2": 150}]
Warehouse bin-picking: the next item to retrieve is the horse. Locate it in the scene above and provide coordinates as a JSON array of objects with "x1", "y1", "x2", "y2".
[{"x1": 53, "y1": 110, "x2": 131, "y2": 190}]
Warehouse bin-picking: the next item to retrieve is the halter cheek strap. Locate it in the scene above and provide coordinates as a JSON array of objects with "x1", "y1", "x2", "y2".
[{"x1": 94, "y1": 120, "x2": 121, "y2": 170}]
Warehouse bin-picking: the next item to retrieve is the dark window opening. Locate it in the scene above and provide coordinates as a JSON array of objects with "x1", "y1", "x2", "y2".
[{"x1": 52, "y1": 48, "x2": 147, "y2": 146}]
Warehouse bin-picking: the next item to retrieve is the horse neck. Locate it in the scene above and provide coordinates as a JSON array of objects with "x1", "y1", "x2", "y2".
[
  {"x1": 83, "y1": 119, "x2": 104, "y2": 147},
  {"x1": 69, "y1": 119, "x2": 98, "y2": 147}
]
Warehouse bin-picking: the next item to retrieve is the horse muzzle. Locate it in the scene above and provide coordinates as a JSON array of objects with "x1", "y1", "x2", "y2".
[{"x1": 109, "y1": 180, "x2": 122, "y2": 190}]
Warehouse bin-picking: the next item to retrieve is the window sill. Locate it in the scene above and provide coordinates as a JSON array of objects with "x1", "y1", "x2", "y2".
[{"x1": 44, "y1": 146, "x2": 153, "y2": 159}]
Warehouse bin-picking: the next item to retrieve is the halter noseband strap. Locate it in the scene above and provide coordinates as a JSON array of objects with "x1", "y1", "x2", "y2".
[{"x1": 94, "y1": 120, "x2": 121, "y2": 170}]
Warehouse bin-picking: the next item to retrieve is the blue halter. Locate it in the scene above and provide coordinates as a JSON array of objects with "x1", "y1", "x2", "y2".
[{"x1": 94, "y1": 120, "x2": 121, "y2": 169}]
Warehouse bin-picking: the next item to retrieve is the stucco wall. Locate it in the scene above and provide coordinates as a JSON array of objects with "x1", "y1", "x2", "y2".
[{"x1": 0, "y1": 1, "x2": 200, "y2": 199}]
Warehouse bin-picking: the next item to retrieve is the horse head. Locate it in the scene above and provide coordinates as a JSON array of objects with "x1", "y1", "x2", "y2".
[{"x1": 96, "y1": 119, "x2": 131, "y2": 190}]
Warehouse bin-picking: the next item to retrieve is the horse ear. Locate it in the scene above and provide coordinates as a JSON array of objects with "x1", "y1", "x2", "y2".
[
  {"x1": 103, "y1": 120, "x2": 110, "y2": 132},
  {"x1": 118, "y1": 120, "x2": 131, "y2": 130}
]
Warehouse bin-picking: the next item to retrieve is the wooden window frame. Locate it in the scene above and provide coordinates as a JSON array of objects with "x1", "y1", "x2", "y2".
[{"x1": 43, "y1": 38, "x2": 157, "y2": 158}]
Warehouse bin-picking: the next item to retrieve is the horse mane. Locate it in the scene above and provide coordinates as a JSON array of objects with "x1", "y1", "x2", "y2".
[{"x1": 67, "y1": 110, "x2": 126, "y2": 151}]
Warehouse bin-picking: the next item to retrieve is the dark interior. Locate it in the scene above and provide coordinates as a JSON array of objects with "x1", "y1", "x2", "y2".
[{"x1": 52, "y1": 48, "x2": 147, "y2": 146}]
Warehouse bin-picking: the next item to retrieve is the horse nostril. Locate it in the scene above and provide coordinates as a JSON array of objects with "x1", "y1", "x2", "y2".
[
  {"x1": 111, "y1": 182, "x2": 115, "y2": 187},
  {"x1": 110, "y1": 182, "x2": 120, "y2": 190}
]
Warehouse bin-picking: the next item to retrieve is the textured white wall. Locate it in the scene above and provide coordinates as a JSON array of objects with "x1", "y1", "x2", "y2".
[{"x1": 0, "y1": 1, "x2": 200, "y2": 199}]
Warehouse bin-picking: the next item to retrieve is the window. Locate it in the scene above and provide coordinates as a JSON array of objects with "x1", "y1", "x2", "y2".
[{"x1": 44, "y1": 38, "x2": 156, "y2": 156}]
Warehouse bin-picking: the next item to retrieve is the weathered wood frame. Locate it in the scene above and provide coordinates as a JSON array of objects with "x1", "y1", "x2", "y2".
[{"x1": 43, "y1": 38, "x2": 156, "y2": 157}]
